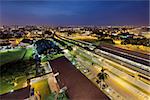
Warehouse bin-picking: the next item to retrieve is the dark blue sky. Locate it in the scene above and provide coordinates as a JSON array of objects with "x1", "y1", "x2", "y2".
[{"x1": 0, "y1": 0, "x2": 149, "y2": 26}]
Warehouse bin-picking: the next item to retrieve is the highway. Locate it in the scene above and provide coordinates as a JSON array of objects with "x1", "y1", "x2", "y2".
[
  {"x1": 56, "y1": 33, "x2": 150, "y2": 67},
  {"x1": 94, "y1": 49, "x2": 150, "y2": 77},
  {"x1": 54, "y1": 32, "x2": 150, "y2": 96},
  {"x1": 52, "y1": 35, "x2": 150, "y2": 100},
  {"x1": 54, "y1": 34, "x2": 149, "y2": 76},
  {"x1": 55, "y1": 33, "x2": 149, "y2": 67},
  {"x1": 72, "y1": 46, "x2": 150, "y2": 100},
  {"x1": 97, "y1": 44, "x2": 150, "y2": 66}
]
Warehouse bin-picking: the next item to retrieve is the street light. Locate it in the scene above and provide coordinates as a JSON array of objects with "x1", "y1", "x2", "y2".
[
  {"x1": 10, "y1": 89, "x2": 14, "y2": 93},
  {"x1": 63, "y1": 49, "x2": 69, "y2": 53},
  {"x1": 106, "y1": 88, "x2": 110, "y2": 92},
  {"x1": 73, "y1": 46, "x2": 77, "y2": 51}
]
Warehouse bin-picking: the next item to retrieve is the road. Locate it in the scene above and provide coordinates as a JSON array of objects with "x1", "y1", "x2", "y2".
[
  {"x1": 55, "y1": 33, "x2": 149, "y2": 67},
  {"x1": 97, "y1": 44, "x2": 150, "y2": 66},
  {"x1": 53, "y1": 33, "x2": 150, "y2": 99},
  {"x1": 74, "y1": 49, "x2": 150, "y2": 100},
  {"x1": 55, "y1": 35, "x2": 149, "y2": 77},
  {"x1": 94, "y1": 49, "x2": 150, "y2": 77},
  {"x1": 105, "y1": 72, "x2": 140, "y2": 100}
]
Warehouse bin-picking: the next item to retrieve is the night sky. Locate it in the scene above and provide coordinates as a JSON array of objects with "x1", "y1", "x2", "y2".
[{"x1": 0, "y1": 0, "x2": 149, "y2": 26}]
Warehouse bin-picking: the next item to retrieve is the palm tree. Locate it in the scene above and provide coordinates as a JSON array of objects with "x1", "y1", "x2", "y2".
[{"x1": 97, "y1": 67, "x2": 109, "y2": 89}]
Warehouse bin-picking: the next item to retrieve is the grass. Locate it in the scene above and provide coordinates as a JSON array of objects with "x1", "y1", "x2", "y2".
[
  {"x1": 0, "y1": 48, "x2": 26, "y2": 66},
  {"x1": 31, "y1": 79, "x2": 51, "y2": 100},
  {"x1": 116, "y1": 44, "x2": 150, "y2": 54},
  {"x1": 70, "y1": 35, "x2": 98, "y2": 40},
  {"x1": 41, "y1": 53, "x2": 64, "y2": 62},
  {"x1": 0, "y1": 47, "x2": 33, "y2": 66},
  {"x1": 74, "y1": 50, "x2": 94, "y2": 64},
  {"x1": 0, "y1": 58, "x2": 35, "y2": 94},
  {"x1": 0, "y1": 76, "x2": 27, "y2": 94},
  {"x1": 46, "y1": 92, "x2": 68, "y2": 100},
  {"x1": 23, "y1": 48, "x2": 33, "y2": 60}
]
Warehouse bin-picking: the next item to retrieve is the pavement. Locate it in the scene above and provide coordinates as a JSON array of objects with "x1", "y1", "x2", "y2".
[
  {"x1": 47, "y1": 73, "x2": 60, "y2": 93},
  {"x1": 49, "y1": 56, "x2": 110, "y2": 100}
]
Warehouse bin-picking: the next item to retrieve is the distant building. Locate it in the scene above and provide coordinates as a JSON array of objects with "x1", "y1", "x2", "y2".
[
  {"x1": 118, "y1": 32, "x2": 134, "y2": 39},
  {"x1": 21, "y1": 39, "x2": 33, "y2": 44}
]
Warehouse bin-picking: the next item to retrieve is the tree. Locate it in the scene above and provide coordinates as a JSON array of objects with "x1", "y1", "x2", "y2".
[
  {"x1": 97, "y1": 67, "x2": 109, "y2": 89},
  {"x1": 57, "y1": 91, "x2": 68, "y2": 100},
  {"x1": 66, "y1": 46, "x2": 72, "y2": 51},
  {"x1": 27, "y1": 79, "x2": 31, "y2": 87},
  {"x1": 10, "y1": 77, "x2": 18, "y2": 86},
  {"x1": 71, "y1": 55, "x2": 76, "y2": 65},
  {"x1": 41, "y1": 68, "x2": 45, "y2": 74},
  {"x1": 46, "y1": 92, "x2": 57, "y2": 100}
]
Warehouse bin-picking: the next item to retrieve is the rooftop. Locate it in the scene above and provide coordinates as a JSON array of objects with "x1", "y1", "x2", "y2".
[{"x1": 50, "y1": 56, "x2": 110, "y2": 100}]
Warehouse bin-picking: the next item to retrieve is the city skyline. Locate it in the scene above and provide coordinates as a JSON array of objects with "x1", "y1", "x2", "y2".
[{"x1": 0, "y1": 0, "x2": 149, "y2": 26}]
